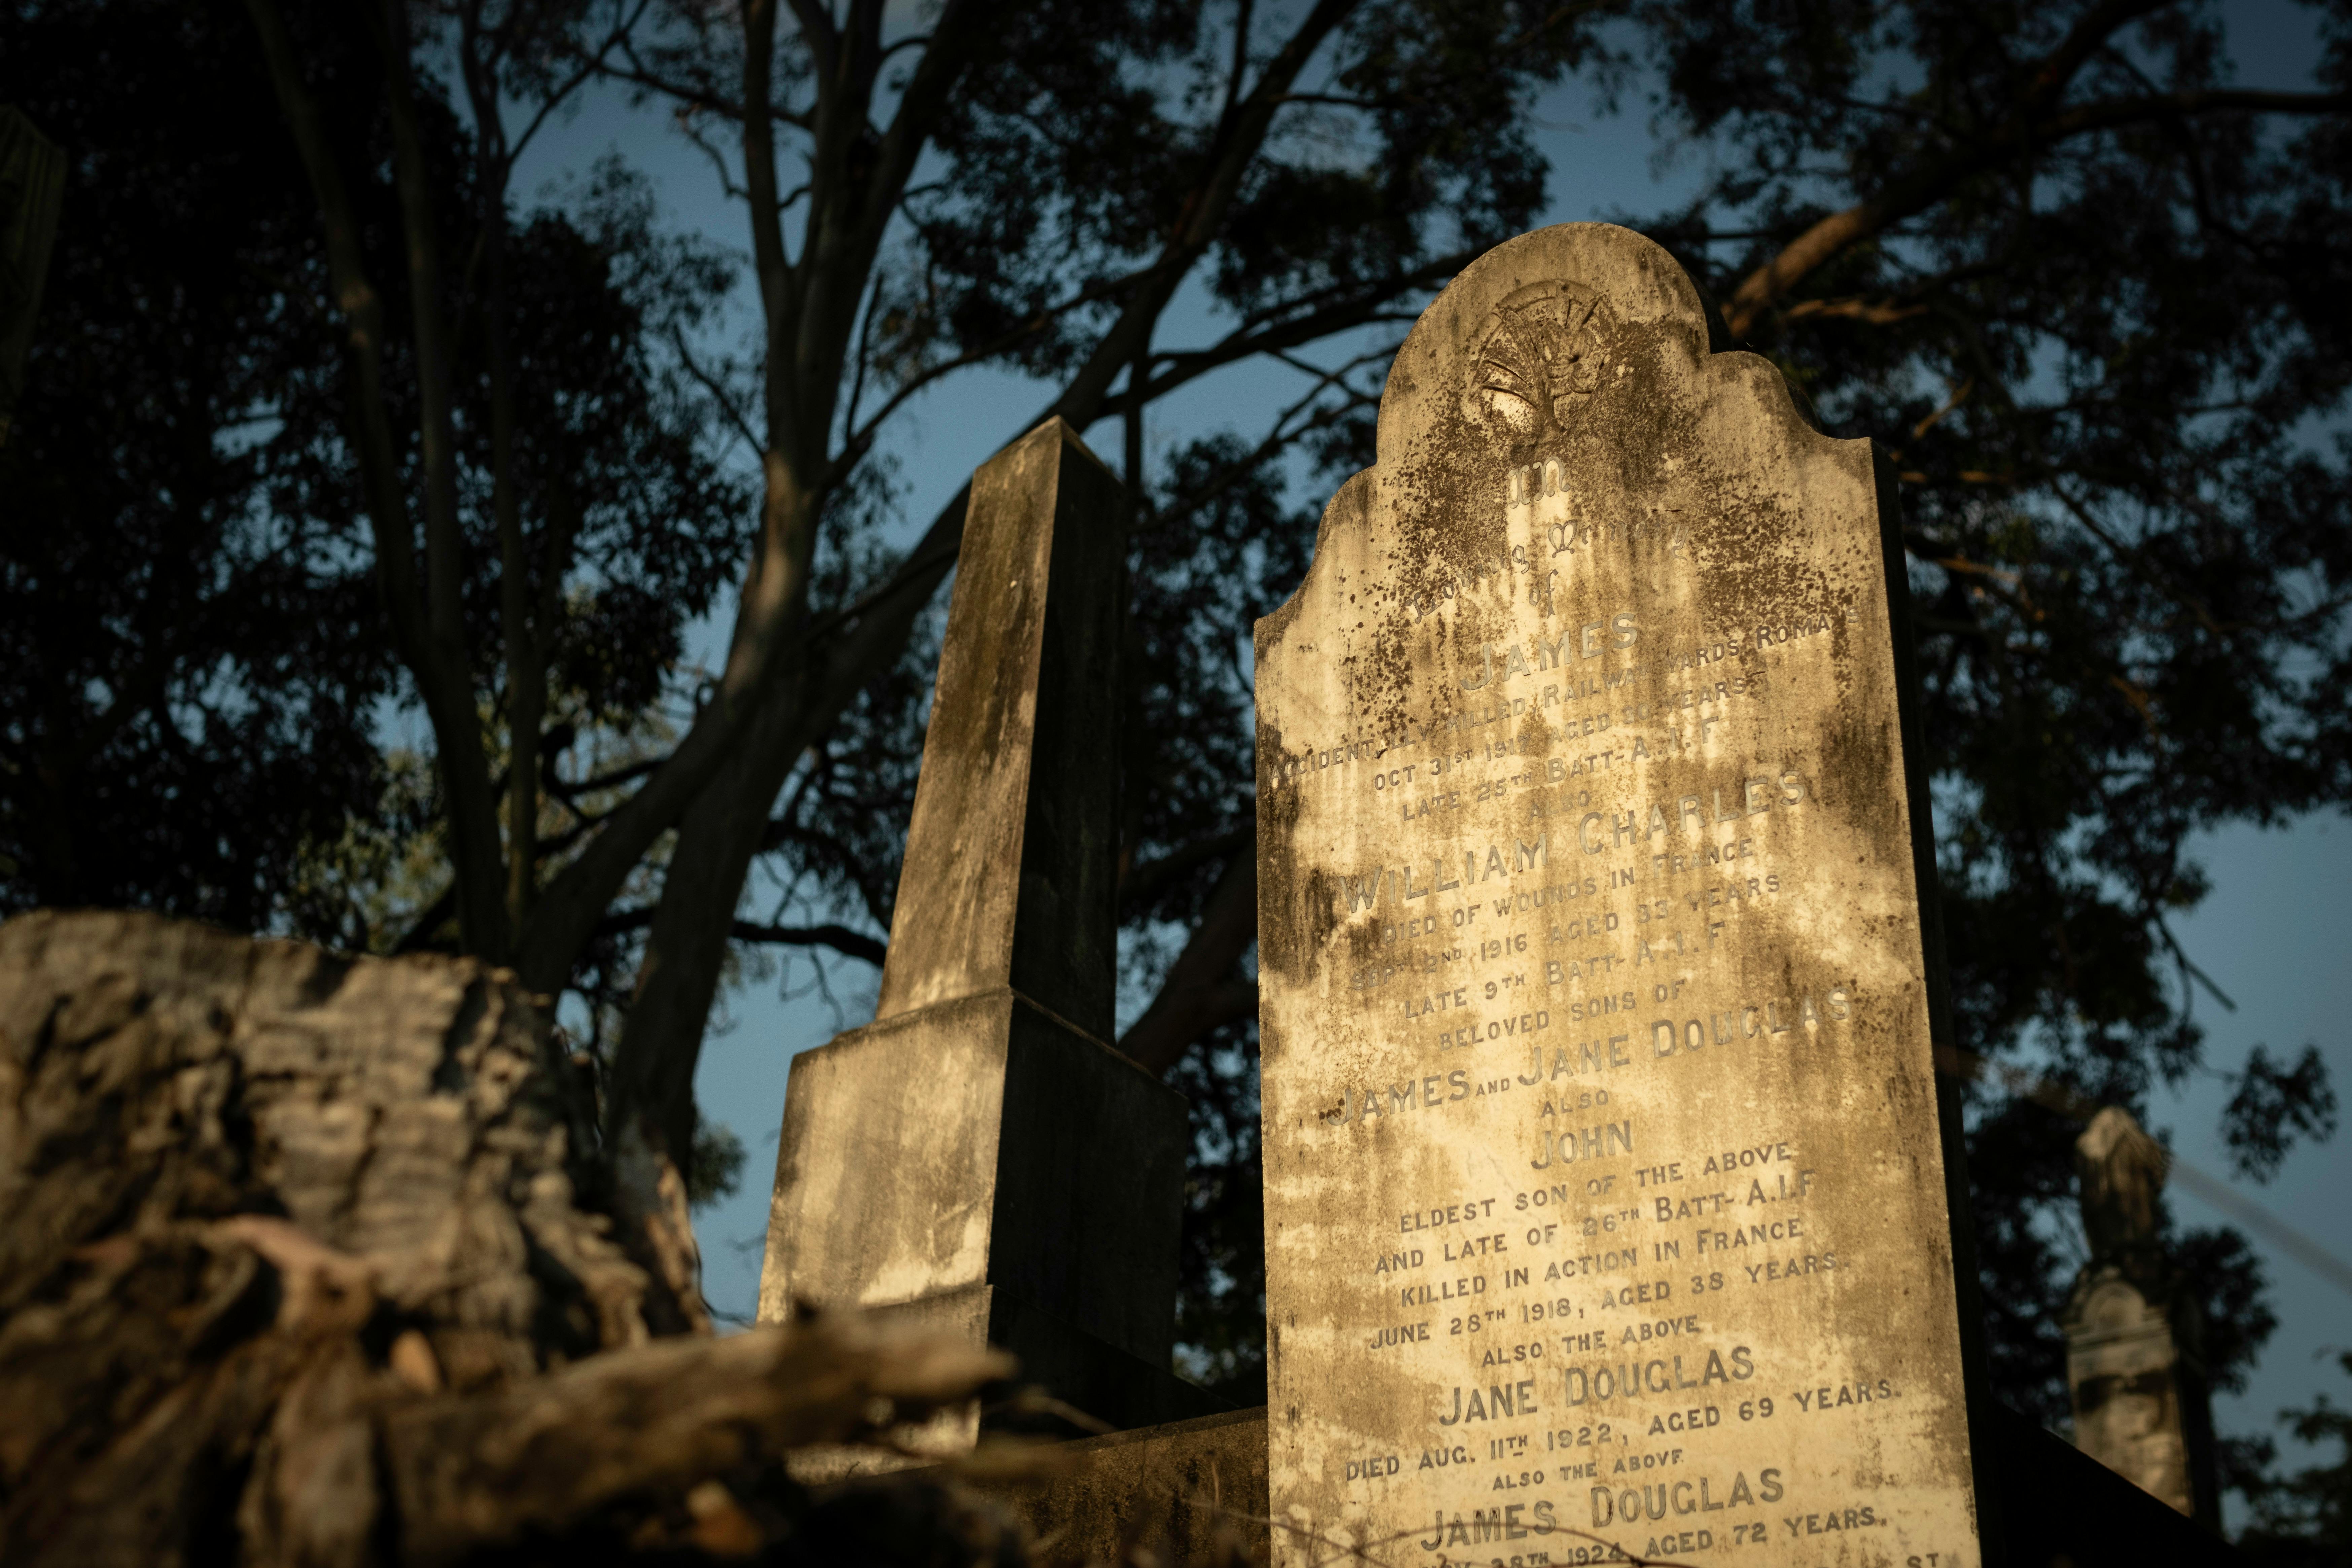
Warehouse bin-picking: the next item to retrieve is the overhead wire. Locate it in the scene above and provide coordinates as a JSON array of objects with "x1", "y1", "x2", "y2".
[{"x1": 1933, "y1": 1043, "x2": 2352, "y2": 1302}]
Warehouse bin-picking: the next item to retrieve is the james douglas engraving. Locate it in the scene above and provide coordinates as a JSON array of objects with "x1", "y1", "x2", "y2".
[{"x1": 1254, "y1": 223, "x2": 1988, "y2": 1567}]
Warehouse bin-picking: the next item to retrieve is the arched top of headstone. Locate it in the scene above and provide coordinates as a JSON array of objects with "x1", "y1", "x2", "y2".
[
  {"x1": 1381, "y1": 222, "x2": 1717, "y2": 460},
  {"x1": 1262, "y1": 223, "x2": 1864, "y2": 702}
]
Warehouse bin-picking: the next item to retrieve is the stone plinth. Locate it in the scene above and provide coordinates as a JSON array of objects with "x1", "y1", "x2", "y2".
[
  {"x1": 2064, "y1": 1266, "x2": 2218, "y2": 1522},
  {"x1": 763, "y1": 990, "x2": 1202, "y2": 1429},
  {"x1": 964, "y1": 1401, "x2": 2236, "y2": 1568},
  {"x1": 759, "y1": 420, "x2": 1208, "y2": 1434},
  {"x1": 982, "y1": 1407, "x2": 1273, "y2": 1566},
  {"x1": 1252, "y1": 224, "x2": 1996, "y2": 1565}
]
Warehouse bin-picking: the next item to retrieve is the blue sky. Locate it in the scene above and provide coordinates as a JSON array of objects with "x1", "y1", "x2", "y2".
[{"x1": 503, "y1": 0, "x2": 2352, "y2": 1496}]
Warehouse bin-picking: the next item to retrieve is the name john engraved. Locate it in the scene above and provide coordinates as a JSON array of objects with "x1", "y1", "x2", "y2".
[{"x1": 1255, "y1": 226, "x2": 1984, "y2": 1568}]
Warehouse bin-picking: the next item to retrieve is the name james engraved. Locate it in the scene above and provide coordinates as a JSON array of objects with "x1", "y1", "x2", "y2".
[{"x1": 1255, "y1": 225, "x2": 1987, "y2": 1567}]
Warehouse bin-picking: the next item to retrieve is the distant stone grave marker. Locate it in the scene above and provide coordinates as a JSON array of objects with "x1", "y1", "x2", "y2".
[
  {"x1": 1254, "y1": 225, "x2": 1995, "y2": 1567},
  {"x1": 2063, "y1": 1107, "x2": 2217, "y2": 1522}
]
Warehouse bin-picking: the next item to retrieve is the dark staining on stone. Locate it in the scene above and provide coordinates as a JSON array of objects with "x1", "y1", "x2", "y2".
[
  {"x1": 1254, "y1": 718, "x2": 1309, "y2": 981},
  {"x1": 1299, "y1": 866, "x2": 1343, "y2": 982},
  {"x1": 1254, "y1": 230, "x2": 1982, "y2": 1563}
]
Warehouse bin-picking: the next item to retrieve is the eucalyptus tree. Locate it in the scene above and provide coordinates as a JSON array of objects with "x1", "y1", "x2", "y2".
[
  {"x1": 777, "y1": 0, "x2": 2352, "y2": 1423},
  {"x1": 1625, "y1": 0, "x2": 2352, "y2": 1422},
  {"x1": 553, "y1": 0, "x2": 1610, "y2": 1221},
  {"x1": 1, "y1": 0, "x2": 735, "y2": 969},
  {"x1": 212, "y1": 0, "x2": 1608, "y2": 1256},
  {"x1": 0, "y1": 0, "x2": 390, "y2": 926}
]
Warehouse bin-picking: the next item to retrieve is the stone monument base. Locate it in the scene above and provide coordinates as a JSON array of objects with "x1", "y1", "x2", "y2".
[
  {"x1": 951, "y1": 1407, "x2": 1272, "y2": 1565},
  {"x1": 959, "y1": 1403, "x2": 2240, "y2": 1568},
  {"x1": 2064, "y1": 1262, "x2": 2219, "y2": 1521},
  {"x1": 763, "y1": 988, "x2": 1204, "y2": 1435},
  {"x1": 863, "y1": 1283, "x2": 1232, "y2": 1436}
]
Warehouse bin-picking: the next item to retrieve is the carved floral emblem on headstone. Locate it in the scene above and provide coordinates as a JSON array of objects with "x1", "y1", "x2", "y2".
[{"x1": 1464, "y1": 278, "x2": 1613, "y2": 442}]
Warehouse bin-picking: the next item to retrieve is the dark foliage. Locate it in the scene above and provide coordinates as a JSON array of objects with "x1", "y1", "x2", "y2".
[
  {"x1": 1124, "y1": 436, "x2": 1317, "y2": 931},
  {"x1": 0, "y1": 0, "x2": 388, "y2": 926},
  {"x1": 2235, "y1": 1350, "x2": 2352, "y2": 1566},
  {"x1": 1167, "y1": 1018, "x2": 1269, "y2": 1403},
  {"x1": 893, "y1": 0, "x2": 1577, "y2": 385},
  {"x1": 0, "y1": 0, "x2": 747, "y2": 999},
  {"x1": 1622, "y1": 0, "x2": 2352, "y2": 1437},
  {"x1": 795, "y1": 0, "x2": 2352, "y2": 1452},
  {"x1": 2224, "y1": 1044, "x2": 2340, "y2": 1181}
]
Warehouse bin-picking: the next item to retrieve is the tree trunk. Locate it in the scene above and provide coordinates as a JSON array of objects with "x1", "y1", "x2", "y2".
[{"x1": 0, "y1": 910, "x2": 1018, "y2": 1566}]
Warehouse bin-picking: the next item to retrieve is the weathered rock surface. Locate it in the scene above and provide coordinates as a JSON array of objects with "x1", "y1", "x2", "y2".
[
  {"x1": 0, "y1": 910, "x2": 1013, "y2": 1566},
  {"x1": 1039, "y1": 1402, "x2": 2235, "y2": 1568}
]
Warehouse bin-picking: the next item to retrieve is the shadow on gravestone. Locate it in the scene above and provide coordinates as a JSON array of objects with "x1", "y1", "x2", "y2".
[{"x1": 758, "y1": 418, "x2": 1227, "y2": 1471}]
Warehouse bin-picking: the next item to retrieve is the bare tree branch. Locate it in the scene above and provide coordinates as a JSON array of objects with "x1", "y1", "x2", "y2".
[
  {"x1": 1119, "y1": 826, "x2": 1250, "y2": 912},
  {"x1": 1119, "y1": 848, "x2": 1259, "y2": 1075},
  {"x1": 1726, "y1": 52, "x2": 2352, "y2": 339},
  {"x1": 601, "y1": 905, "x2": 886, "y2": 966}
]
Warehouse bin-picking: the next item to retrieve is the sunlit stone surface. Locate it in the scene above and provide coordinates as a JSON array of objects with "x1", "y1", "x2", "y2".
[{"x1": 1254, "y1": 223, "x2": 1989, "y2": 1568}]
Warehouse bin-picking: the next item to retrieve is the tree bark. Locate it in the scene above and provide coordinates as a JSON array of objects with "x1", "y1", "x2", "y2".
[
  {"x1": 248, "y1": 0, "x2": 511, "y2": 960},
  {"x1": 0, "y1": 910, "x2": 1017, "y2": 1567},
  {"x1": 1117, "y1": 849, "x2": 1259, "y2": 1077}
]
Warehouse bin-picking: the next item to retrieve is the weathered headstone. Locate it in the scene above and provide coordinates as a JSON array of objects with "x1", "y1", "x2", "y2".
[
  {"x1": 2063, "y1": 1108, "x2": 2218, "y2": 1522},
  {"x1": 1253, "y1": 224, "x2": 1998, "y2": 1565},
  {"x1": 759, "y1": 418, "x2": 1211, "y2": 1435}
]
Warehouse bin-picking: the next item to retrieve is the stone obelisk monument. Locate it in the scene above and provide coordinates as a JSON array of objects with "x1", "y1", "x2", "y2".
[{"x1": 759, "y1": 418, "x2": 1211, "y2": 1434}]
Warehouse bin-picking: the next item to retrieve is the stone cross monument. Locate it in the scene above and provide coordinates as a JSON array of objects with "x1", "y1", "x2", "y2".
[
  {"x1": 1253, "y1": 224, "x2": 1999, "y2": 1566},
  {"x1": 759, "y1": 418, "x2": 1210, "y2": 1434},
  {"x1": 2062, "y1": 1107, "x2": 2219, "y2": 1521}
]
